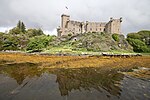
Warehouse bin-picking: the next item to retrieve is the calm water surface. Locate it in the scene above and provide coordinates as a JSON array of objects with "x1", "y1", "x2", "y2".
[{"x1": 0, "y1": 61, "x2": 150, "y2": 100}]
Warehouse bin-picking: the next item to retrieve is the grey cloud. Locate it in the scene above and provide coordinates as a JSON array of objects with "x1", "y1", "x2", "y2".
[{"x1": 0, "y1": 0, "x2": 150, "y2": 35}]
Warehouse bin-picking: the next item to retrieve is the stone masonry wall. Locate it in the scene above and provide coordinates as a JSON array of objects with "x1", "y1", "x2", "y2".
[{"x1": 57, "y1": 14, "x2": 122, "y2": 36}]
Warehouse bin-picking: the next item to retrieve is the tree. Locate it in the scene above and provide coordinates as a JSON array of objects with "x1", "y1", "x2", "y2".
[
  {"x1": 26, "y1": 28, "x2": 44, "y2": 37},
  {"x1": 21, "y1": 22, "x2": 26, "y2": 33},
  {"x1": 17, "y1": 20, "x2": 22, "y2": 29},
  {"x1": 9, "y1": 27, "x2": 21, "y2": 35},
  {"x1": 127, "y1": 30, "x2": 150, "y2": 46},
  {"x1": 16, "y1": 20, "x2": 26, "y2": 33},
  {"x1": 37, "y1": 28, "x2": 44, "y2": 35},
  {"x1": 127, "y1": 30, "x2": 150, "y2": 53},
  {"x1": 2, "y1": 34, "x2": 20, "y2": 50},
  {"x1": 26, "y1": 35, "x2": 53, "y2": 52},
  {"x1": 0, "y1": 32, "x2": 4, "y2": 50},
  {"x1": 127, "y1": 38, "x2": 149, "y2": 53}
]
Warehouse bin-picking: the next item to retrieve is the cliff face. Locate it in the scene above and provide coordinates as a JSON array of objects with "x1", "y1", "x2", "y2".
[{"x1": 51, "y1": 32, "x2": 133, "y2": 52}]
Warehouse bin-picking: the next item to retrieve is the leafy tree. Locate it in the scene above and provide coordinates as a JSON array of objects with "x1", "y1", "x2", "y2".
[
  {"x1": 127, "y1": 38, "x2": 149, "y2": 53},
  {"x1": 37, "y1": 28, "x2": 44, "y2": 35},
  {"x1": 26, "y1": 35, "x2": 53, "y2": 52},
  {"x1": 0, "y1": 32, "x2": 5, "y2": 50},
  {"x1": 2, "y1": 34, "x2": 20, "y2": 50},
  {"x1": 137, "y1": 30, "x2": 150, "y2": 46},
  {"x1": 127, "y1": 30, "x2": 150, "y2": 52},
  {"x1": 127, "y1": 33, "x2": 141, "y2": 39},
  {"x1": 26, "y1": 28, "x2": 44, "y2": 37},
  {"x1": 127, "y1": 30, "x2": 150, "y2": 46},
  {"x1": 9, "y1": 27, "x2": 21, "y2": 35}
]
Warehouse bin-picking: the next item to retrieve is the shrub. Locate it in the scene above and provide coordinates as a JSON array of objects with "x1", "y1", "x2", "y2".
[
  {"x1": 26, "y1": 35, "x2": 53, "y2": 51},
  {"x1": 26, "y1": 28, "x2": 44, "y2": 37},
  {"x1": 127, "y1": 33, "x2": 141, "y2": 39},
  {"x1": 127, "y1": 30, "x2": 150, "y2": 53},
  {"x1": 112, "y1": 34, "x2": 119, "y2": 42},
  {"x1": 127, "y1": 38, "x2": 149, "y2": 53},
  {"x1": 68, "y1": 33, "x2": 72, "y2": 36}
]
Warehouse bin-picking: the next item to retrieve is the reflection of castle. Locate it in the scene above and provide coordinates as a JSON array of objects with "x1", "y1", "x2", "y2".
[
  {"x1": 55, "y1": 68, "x2": 124, "y2": 96},
  {"x1": 57, "y1": 14, "x2": 122, "y2": 36}
]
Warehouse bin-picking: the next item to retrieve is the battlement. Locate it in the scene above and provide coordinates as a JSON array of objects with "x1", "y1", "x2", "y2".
[{"x1": 57, "y1": 14, "x2": 122, "y2": 36}]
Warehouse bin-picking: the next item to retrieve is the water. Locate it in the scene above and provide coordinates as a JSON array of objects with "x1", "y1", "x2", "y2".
[{"x1": 0, "y1": 62, "x2": 150, "y2": 100}]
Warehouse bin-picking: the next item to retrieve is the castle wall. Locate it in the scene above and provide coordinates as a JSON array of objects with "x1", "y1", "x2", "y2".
[
  {"x1": 86, "y1": 22, "x2": 106, "y2": 33},
  {"x1": 67, "y1": 20, "x2": 82, "y2": 34},
  {"x1": 57, "y1": 14, "x2": 122, "y2": 36}
]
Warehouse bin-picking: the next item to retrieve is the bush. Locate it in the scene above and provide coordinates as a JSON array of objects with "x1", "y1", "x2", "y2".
[
  {"x1": 127, "y1": 30, "x2": 150, "y2": 53},
  {"x1": 26, "y1": 35, "x2": 53, "y2": 51},
  {"x1": 68, "y1": 33, "x2": 72, "y2": 36},
  {"x1": 112, "y1": 34, "x2": 119, "y2": 42},
  {"x1": 127, "y1": 30, "x2": 150, "y2": 45},
  {"x1": 127, "y1": 38, "x2": 149, "y2": 53},
  {"x1": 127, "y1": 33, "x2": 141, "y2": 39},
  {"x1": 26, "y1": 28, "x2": 44, "y2": 37}
]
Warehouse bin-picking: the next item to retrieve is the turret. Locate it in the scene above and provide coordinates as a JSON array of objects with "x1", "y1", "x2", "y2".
[
  {"x1": 120, "y1": 17, "x2": 122, "y2": 22},
  {"x1": 61, "y1": 14, "x2": 70, "y2": 28},
  {"x1": 105, "y1": 17, "x2": 122, "y2": 34}
]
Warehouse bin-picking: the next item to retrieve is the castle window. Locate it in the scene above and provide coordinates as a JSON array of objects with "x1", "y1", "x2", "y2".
[
  {"x1": 104, "y1": 28, "x2": 105, "y2": 31},
  {"x1": 90, "y1": 28, "x2": 92, "y2": 31},
  {"x1": 100, "y1": 28, "x2": 101, "y2": 31},
  {"x1": 79, "y1": 29, "x2": 80, "y2": 31},
  {"x1": 96, "y1": 29, "x2": 97, "y2": 31}
]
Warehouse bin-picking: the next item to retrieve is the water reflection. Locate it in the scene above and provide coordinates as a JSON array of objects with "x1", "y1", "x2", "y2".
[
  {"x1": 0, "y1": 62, "x2": 42, "y2": 85},
  {"x1": 0, "y1": 61, "x2": 124, "y2": 97},
  {"x1": 52, "y1": 68, "x2": 123, "y2": 97},
  {"x1": 0, "y1": 61, "x2": 150, "y2": 100}
]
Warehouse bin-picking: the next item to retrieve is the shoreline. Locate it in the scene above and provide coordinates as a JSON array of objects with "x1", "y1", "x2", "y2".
[{"x1": 0, "y1": 50, "x2": 146, "y2": 57}]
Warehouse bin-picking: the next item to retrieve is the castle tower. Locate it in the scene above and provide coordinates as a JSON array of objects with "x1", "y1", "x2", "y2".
[
  {"x1": 57, "y1": 14, "x2": 70, "y2": 36},
  {"x1": 105, "y1": 17, "x2": 122, "y2": 34},
  {"x1": 61, "y1": 14, "x2": 70, "y2": 28}
]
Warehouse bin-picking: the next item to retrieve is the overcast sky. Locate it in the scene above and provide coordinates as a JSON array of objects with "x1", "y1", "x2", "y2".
[{"x1": 0, "y1": 0, "x2": 150, "y2": 35}]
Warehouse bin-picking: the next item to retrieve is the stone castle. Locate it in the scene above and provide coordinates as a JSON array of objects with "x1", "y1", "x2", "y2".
[{"x1": 57, "y1": 14, "x2": 122, "y2": 36}]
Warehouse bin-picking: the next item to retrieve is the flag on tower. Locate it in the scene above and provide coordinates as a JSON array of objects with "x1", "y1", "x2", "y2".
[{"x1": 65, "y1": 6, "x2": 68, "y2": 9}]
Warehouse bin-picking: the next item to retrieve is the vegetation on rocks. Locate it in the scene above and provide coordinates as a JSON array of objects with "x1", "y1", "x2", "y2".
[
  {"x1": 112, "y1": 34, "x2": 120, "y2": 42},
  {"x1": 0, "y1": 20, "x2": 150, "y2": 53}
]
